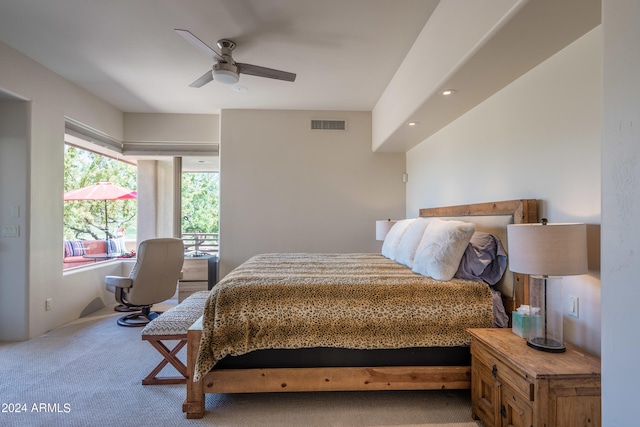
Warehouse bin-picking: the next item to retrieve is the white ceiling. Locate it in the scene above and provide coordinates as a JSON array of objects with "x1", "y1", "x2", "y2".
[{"x1": 0, "y1": 0, "x2": 438, "y2": 114}]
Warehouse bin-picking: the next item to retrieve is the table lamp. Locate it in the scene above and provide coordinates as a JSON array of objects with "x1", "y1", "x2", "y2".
[{"x1": 507, "y1": 219, "x2": 587, "y2": 352}]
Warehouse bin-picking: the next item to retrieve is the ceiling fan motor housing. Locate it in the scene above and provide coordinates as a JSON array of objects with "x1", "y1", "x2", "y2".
[
  {"x1": 213, "y1": 40, "x2": 239, "y2": 84},
  {"x1": 216, "y1": 39, "x2": 236, "y2": 52}
]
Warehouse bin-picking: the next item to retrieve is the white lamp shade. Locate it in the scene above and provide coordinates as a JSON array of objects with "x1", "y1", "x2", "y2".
[
  {"x1": 376, "y1": 220, "x2": 397, "y2": 241},
  {"x1": 507, "y1": 222, "x2": 588, "y2": 276}
]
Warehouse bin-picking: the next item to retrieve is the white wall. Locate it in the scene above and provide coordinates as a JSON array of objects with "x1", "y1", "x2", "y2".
[
  {"x1": 406, "y1": 28, "x2": 602, "y2": 356},
  {"x1": 601, "y1": 1, "x2": 640, "y2": 425},
  {"x1": 0, "y1": 40, "x2": 124, "y2": 339},
  {"x1": 0, "y1": 99, "x2": 29, "y2": 341},
  {"x1": 219, "y1": 110, "x2": 406, "y2": 277},
  {"x1": 123, "y1": 113, "x2": 219, "y2": 144},
  {"x1": 156, "y1": 158, "x2": 177, "y2": 238},
  {"x1": 0, "y1": 42, "x2": 123, "y2": 142},
  {"x1": 136, "y1": 160, "x2": 159, "y2": 244},
  {"x1": 373, "y1": 0, "x2": 521, "y2": 151},
  {"x1": 135, "y1": 158, "x2": 180, "y2": 243},
  {"x1": 58, "y1": 261, "x2": 124, "y2": 317}
]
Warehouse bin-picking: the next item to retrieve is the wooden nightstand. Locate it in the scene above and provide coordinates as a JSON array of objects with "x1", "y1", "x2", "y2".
[
  {"x1": 178, "y1": 254, "x2": 218, "y2": 302},
  {"x1": 468, "y1": 328, "x2": 601, "y2": 427}
]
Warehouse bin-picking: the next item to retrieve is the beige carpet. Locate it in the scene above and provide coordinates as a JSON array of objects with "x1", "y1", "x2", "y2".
[{"x1": 0, "y1": 300, "x2": 482, "y2": 427}]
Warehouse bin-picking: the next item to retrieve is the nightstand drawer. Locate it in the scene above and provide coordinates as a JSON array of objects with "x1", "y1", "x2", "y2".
[
  {"x1": 182, "y1": 261, "x2": 209, "y2": 280},
  {"x1": 472, "y1": 339, "x2": 534, "y2": 401},
  {"x1": 181, "y1": 255, "x2": 218, "y2": 286}
]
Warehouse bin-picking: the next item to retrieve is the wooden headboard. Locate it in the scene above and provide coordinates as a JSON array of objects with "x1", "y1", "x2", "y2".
[{"x1": 419, "y1": 199, "x2": 538, "y2": 314}]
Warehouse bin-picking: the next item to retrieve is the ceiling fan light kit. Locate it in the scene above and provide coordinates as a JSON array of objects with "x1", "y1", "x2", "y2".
[
  {"x1": 175, "y1": 29, "x2": 296, "y2": 87},
  {"x1": 213, "y1": 64, "x2": 239, "y2": 84}
]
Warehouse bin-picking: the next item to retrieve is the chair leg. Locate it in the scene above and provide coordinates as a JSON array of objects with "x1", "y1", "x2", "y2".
[
  {"x1": 114, "y1": 304, "x2": 139, "y2": 312},
  {"x1": 117, "y1": 313, "x2": 149, "y2": 327},
  {"x1": 116, "y1": 306, "x2": 164, "y2": 327}
]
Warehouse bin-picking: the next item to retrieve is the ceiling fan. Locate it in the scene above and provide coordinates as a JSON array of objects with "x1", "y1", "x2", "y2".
[{"x1": 175, "y1": 29, "x2": 296, "y2": 87}]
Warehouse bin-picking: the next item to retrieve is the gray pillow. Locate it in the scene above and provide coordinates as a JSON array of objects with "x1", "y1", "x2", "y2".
[{"x1": 454, "y1": 232, "x2": 507, "y2": 285}]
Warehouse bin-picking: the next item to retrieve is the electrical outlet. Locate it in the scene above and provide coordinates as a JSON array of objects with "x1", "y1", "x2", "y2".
[
  {"x1": 45, "y1": 298, "x2": 52, "y2": 311},
  {"x1": 568, "y1": 295, "x2": 579, "y2": 318}
]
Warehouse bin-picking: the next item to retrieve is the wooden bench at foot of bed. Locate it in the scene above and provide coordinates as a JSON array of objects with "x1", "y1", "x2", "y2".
[
  {"x1": 182, "y1": 317, "x2": 471, "y2": 419},
  {"x1": 141, "y1": 291, "x2": 209, "y2": 385}
]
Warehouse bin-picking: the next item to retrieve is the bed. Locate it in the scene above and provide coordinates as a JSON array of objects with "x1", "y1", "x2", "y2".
[{"x1": 183, "y1": 199, "x2": 538, "y2": 419}]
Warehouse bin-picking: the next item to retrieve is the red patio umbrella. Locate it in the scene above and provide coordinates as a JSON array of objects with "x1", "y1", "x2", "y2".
[{"x1": 64, "y1": 182, "x2": 137, "y2": 239}]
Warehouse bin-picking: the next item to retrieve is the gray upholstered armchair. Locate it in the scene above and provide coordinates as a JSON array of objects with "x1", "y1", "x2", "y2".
[{"x1": 105, "y1": 238, "x2": 184, "y2": 327}]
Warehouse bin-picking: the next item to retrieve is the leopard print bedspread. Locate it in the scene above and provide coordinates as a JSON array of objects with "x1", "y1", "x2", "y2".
[{"x1": 194, "y1": 253, "x2": 494, "y2": 381}]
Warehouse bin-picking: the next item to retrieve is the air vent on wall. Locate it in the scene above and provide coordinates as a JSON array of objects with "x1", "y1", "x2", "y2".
[{"x1": 310, "y1": 119, "x2": 347, "y2": 131}]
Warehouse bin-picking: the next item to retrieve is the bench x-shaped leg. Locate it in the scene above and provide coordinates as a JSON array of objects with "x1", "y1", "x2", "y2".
[{"x1": 142, "y1": 336, "x2": 188, "y2": 385}]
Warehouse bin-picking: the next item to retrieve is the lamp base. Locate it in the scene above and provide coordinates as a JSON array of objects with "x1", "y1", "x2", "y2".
[{"x1": 527, "y1": 336, "x2": 566, "y2": 353}]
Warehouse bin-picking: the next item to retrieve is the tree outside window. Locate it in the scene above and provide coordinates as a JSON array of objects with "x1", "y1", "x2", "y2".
[
  {"x1": 64, "y1": 145, "x2": 137, "y2": 240},
  {"x1": 181, "y1": 172, "x2": 219, "y2": 235}
]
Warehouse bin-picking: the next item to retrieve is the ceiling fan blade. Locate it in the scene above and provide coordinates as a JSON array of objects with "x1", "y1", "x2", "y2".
[
  {"x1": 237, "y1": 63, "x2": 296, "y2": 82},
  {"x1": 189, "y1": 70, "x2": 214, "y2": 88},
  {"x1": 175, "y1": 29, "x2": 224, "y2": 62}
]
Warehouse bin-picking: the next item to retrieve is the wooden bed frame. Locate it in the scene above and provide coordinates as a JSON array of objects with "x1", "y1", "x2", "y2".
[{"x1": 182, "y1": 199, "x2": 538, "y2": 419}]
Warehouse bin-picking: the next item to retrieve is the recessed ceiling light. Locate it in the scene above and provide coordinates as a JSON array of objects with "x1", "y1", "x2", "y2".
[
  {"x1": 407, "y1": 122, "x2": 419, "y2": 126},
  {"x1": 231, "y1": 85, "x2": 248, "y2": 92},
  {"x1": 439, "y1": 89, "x2": 456, "y2": 96}
]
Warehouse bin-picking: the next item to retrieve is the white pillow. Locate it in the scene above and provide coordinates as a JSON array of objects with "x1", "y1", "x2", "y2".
[
  {"x1": 381, "y1": 219, "x2": 415, "y2": 260},
  {"x1": 412, "y1": 218, "x2": 476, "y2": 281},
  {"x1": 394, "y1": 218, "x2": 431, "y2": 268}
]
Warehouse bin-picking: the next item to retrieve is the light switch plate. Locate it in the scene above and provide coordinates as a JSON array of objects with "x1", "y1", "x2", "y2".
[
  {"x1": 1, "y1": 225, "x2": 20, "y2": 237},
  {"x1": 568, "y1": 295, "x2": 579, "y2": 318}
]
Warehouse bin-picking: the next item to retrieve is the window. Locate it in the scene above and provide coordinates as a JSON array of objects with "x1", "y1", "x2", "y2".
[
  {"x1": 63, "y1": 143, "x2": 137, "y2": 268},
  {"x1": 180, "y1": 156, "x2": 219, "y2": 256}
]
